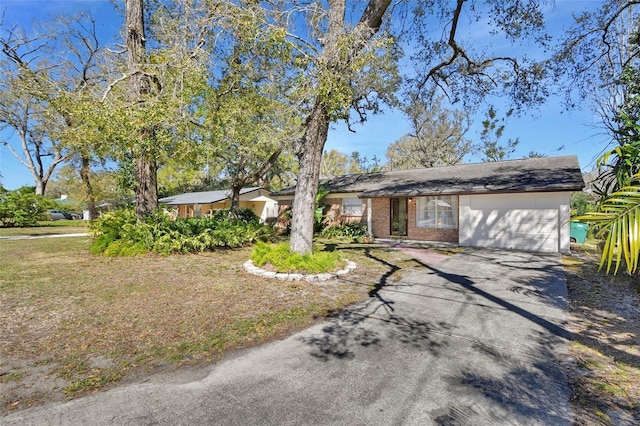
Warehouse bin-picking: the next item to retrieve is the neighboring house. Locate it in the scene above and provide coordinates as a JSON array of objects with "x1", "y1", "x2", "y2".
[
  {"x1": 158, "y1": 187, "x2": 278, "y2": 222},
  {"x1": 272, "y1": 155, "x2": 584, "y2": 253}
]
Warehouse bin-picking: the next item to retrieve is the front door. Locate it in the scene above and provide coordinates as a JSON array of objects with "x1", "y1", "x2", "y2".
[{"x1": 390, "y1": 198, "x2": 407, "y2": 236}]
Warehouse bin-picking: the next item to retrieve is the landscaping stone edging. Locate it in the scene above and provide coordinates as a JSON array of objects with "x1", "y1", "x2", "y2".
[{"x1": 243, "y1": 259, "x2": 357, "y2": 282}]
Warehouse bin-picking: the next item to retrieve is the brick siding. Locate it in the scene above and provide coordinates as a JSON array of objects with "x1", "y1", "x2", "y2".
[
  {"x1": 370, "y1": 197, "x2": 458, "y2": 243},
  {"x1": 280, "y1": 196, "x2": 458, "y2": 243}
]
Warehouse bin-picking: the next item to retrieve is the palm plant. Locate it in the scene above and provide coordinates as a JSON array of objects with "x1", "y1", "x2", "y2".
[{"x1": 577, "y1": 174, "x2": 640, "y2": 275}]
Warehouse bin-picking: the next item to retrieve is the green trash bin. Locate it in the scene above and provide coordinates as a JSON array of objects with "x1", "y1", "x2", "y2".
[{"x1": 570, "y1": 221, "x2": 589, "y2": 244}]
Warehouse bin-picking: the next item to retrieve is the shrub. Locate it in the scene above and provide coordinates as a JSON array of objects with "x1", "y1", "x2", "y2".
[
  {"x1": 0, "y1": 186, "x2": 50, "y2": 227},
  {"x1": 89, "y1": 208, "x2": 276, "y2": 256},
  {"x1": 251, "y1": 242, "x2": 344, "y2": 273},
  {"x1": 321, "y1": 223, "x2": 368, "y2": 239}
]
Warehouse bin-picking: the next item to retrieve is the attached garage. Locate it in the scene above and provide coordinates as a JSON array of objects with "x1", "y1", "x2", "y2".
[{"x1": 459, "y1": 192, "x2": 571, "y2": 253}]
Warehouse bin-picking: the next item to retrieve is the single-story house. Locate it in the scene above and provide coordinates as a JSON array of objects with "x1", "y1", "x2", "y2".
[
  {"x1": 272, "y1": 155, "x2": 584, "y2": 253},
  {"x1": 158, "y1": 187, "x2": 278, "y2": 222}
]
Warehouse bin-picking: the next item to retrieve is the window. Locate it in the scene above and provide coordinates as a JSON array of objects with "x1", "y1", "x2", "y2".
[
  {"x1": 416, "y1": 196, "x2": 458, "y2": 229},
  {"x1": 342, "y1": 197, "x2": 363, "y2": 215}
]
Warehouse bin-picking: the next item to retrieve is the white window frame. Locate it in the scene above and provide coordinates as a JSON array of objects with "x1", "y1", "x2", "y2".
[
  {"x1": 416, "y1": 196, "x2": 458, "y2": 229},
  {"x1": 342, "y1": 197, "x2": 363, "y2": 215}
]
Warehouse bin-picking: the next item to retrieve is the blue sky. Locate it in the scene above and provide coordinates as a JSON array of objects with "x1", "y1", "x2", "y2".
[
  {"x1": 0, "y1": 0, "x2": 610, "y2": 190},
  {"x1": 326, "y1": 0, "x2": 610, "y2": 172}
]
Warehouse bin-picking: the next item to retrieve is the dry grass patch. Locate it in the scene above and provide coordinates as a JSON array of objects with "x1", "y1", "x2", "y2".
[
  {"x1": 1, "y1": 237, "x2": 410, "y2": 413},
  {"x1": 563, "y1": 244, "x2": 640, "y2": 425}
]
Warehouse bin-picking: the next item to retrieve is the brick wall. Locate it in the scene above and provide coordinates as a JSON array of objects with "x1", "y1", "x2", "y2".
[
  {"x1": 370, "y1": 197, "x2": 459, "y2": 243},
  {"x1": 279, "y1": 196, "x2": 457, "y2": 243}
]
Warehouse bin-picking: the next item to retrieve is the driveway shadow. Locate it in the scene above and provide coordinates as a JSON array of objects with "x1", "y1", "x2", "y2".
[
  {"x1": 301, "y1": 248, "x2": 453, "y2": 361},
  {"x1": 434, "y1": 332, "x2": 572, "y2": 425},
  {"x1": 300, "y1": 246, "x2": 576, "y2": 424}
]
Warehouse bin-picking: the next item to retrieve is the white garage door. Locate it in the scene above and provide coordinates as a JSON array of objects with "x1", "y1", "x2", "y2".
[{"x1": 459, "y1": 192, "x2": 571, "y2": 253}]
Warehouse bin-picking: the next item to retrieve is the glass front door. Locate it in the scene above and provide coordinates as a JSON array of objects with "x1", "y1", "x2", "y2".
[{"x1": 390, "y1": 198, "x2": 407, "y2": 236}]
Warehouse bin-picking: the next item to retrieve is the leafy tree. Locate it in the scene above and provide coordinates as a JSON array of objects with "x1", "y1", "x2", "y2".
[
  {"x1": 553, "y1": 1, "x2": 640, "y2": 141},
  {"x1": 386, "y1": 96, "x2": 471, "y2": 170},
  {"x1": 594, "y1": 65, "x2": 640, "y2": 197},
  {"x1": 570, "y1": 191, "x2": 595, "y2": 217},
  {"x1": 0, "y1": 12, "x2": 108, "y2": 220},
  {"x1": 46, "y1": 165, "x2": 83, "y2": 201},
  {"x1": 478, "y1": 106, "x2": 519, "y2": 162},
  {"x1": 47, "y1": 13, "x2": 106, "y2": 220},
  {"x1": 286, "y1": 0, "x2": 399, "y2": 254},
  {"x1": 527, "y1": 151, "x2": 545, "y2": 158},
  {"x1": 0, "y1": 23, "x2": 74, "y2": 196},
  {"x1": 0, "y1": 186, "x2": 51, "y2": 227},
  {"x1": 320, "y1": 149, "x2": 379, "y2": 177},
  {"x1": 282, "y1": 0, "x2": 549, "y2": 254},
  {"x1": 157, "y1": 164, "x2": 217, "y2": 198},
  {"x1": 320, "y1": 149, "x2": 350, "y2": 177},
  {"x1": 125, "y1": 0, "x2": 157, "y2": 217},
  {"x1": 69, "y1": 0, "x2": 210, "y2": 219},
  {"x1": 576, "y1": 21, "x2": 640, "y2": 275},
  {"x1": 347, "y1": 152, "x2": 364, "y2": 174},
  {"x1": 194, "y1": 3, "x2": 300, "y2": 216}
]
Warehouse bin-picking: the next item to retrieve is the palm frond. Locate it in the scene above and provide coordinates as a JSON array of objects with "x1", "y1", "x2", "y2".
[{"x1": 576, "y1": 181, "x2": 640, "y2": 275}]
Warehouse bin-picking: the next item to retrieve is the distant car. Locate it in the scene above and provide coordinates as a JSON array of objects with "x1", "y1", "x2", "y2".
[
  {"x1": 47, "y1": 210, "x2": 65, "y2": 220},
  {"x1": 61, "y1": 211, "x2": 81, "y2": 220}
]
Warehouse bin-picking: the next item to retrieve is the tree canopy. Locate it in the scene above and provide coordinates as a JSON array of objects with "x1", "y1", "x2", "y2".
[
  {"x1": 3, "y1": 0, "x2": 631, "y2": 257},
  {"x1": 386, "y1": 96, "x2": 471, "y2": 170}
]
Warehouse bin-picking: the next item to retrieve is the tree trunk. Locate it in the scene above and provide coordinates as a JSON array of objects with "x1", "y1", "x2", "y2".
[
  {"x1": 126, "y1": 0, "x2": 158, "y2": 217},
  {"x1": 135, "y1": 156, "x2": 158, "y2": 217},
  {"x1": 289, "y1": 0, "x2": 391, "y2": 255},
  {"x1": 290, "y1": 104, "x2": 330, "y2": 254},
  {"x1": 80, "y1": 155, "x2": 99, "y2": 220},
  {"x1": 229, "y1": 180, "x2": 242, "y2": 218},
  {"x1": 35, "y1": 178, "x2": 45, "y2": 196}
]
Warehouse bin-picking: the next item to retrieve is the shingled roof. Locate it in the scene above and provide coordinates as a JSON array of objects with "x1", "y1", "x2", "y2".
[
  {"x1": 272, "y1": 155, "x2": 584, "y2": 198},
  {"x1": 159, "y1": 187, "x2": 263, "y2": 205}
]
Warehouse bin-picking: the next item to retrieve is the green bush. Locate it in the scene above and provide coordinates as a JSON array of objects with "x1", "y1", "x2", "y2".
[
  {"x1": 0, "y1": 186, "x2": 51, "y2": 227},
  {"x1": 320, "y1": 222, "x2": 368, "y2": 239},
  {"x1": 89, "y1": 208, "x2": 275, "y2": 256},
  {"x1": 251, "y1": 242, "x2": 344, "y2": 273}
]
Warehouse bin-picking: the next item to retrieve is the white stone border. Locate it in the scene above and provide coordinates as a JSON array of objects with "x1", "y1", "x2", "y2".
[{"x1": 243, "y1": 259, "x2": 357, "y2": 282}]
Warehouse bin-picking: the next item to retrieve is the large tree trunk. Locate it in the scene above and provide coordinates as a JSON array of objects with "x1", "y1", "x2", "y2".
[
  {"x1": 126, "y1": 0, "x2": 158, "y2": 217},
  {"x1": 289, "y1": 0, "x2": 391, "y2": 254},
  {"x1": 135, "y1": 156, "x2": 158, "y2": 216},
  {"x1": 290, "y1": 104, "x2": 330, "y2": 254}
]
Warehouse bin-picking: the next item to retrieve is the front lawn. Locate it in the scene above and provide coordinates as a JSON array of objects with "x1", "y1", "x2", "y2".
[
  {"x1": 0, "y1": 236, "x2": 411, "y2": 413},
  {"x1": 0, "y1": 221, "x2": 88, "y2": 237}
]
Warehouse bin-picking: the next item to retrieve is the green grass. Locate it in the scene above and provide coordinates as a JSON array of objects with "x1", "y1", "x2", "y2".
[
  {"x1": 251, "y1": 241, "x2": 344, "y2": 273},
  {"x1": 0, "y1": 371, "x2": 26, "y2": 383}
]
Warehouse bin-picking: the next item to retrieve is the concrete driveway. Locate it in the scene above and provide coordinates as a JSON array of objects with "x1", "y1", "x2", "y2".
[{"x1": 3, "y1": 247, "x2": 573, "y2": 425}]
